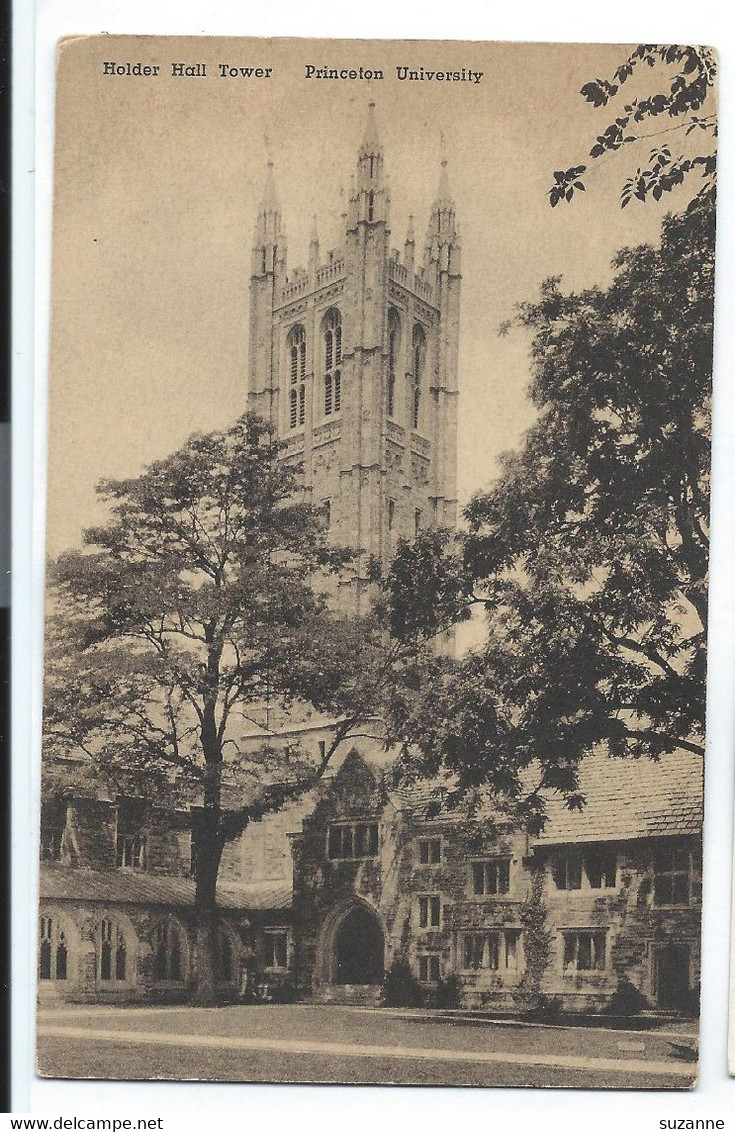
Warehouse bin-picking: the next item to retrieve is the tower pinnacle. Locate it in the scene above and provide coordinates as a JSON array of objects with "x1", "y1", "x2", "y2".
[
  {"x1": 425, "y1": 144, "x2": 459, "y2": 269},
  {"x1": 252, "y1": 156, "x2": 285, "y2": 277},
  {"x1": 309, "y1": 213, "x2": 320, "y2": 272},
  {"x1": 436, "y1": 157, "x2": 452, "y2": 207},
  {"x1": 352, "y1": 102, "x2": 388, "y2": 222},
  {"x1": 404, "y1": 214, "x2": 416, "y2": 272},
  {"x1": 361, "y1": 100, "x2": 381, "y2": 155},
  {"x1": 261, "y1": 158, "x2": 279, "y2": 211}
]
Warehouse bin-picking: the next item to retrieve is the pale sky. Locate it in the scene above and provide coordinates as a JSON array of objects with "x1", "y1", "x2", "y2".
[{"x1": 46, "y1": 36, "x2": 705, "y2": 558}]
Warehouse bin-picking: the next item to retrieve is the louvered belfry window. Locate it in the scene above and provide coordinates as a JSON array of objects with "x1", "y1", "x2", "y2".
[
  {"x1": 287, "y1": 324, "x2": 306, "y2": 429},
  {"x1": 387, "y1": 308, "x2": 400, "y2": 418},
  {"x1": 411, "y1": 323, "x2": 425, "y2": 430},
  {"x1": 323, "y1": 309, "x2": 342, "y2": 417}
]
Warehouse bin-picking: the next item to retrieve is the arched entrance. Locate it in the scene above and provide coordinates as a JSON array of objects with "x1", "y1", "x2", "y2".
[
  {"x1": 333, "y1": 903, "x2": 385, "y2": 985},
  {"x1": 315, "y1": 899, "x2": 387, "y2": 991}
]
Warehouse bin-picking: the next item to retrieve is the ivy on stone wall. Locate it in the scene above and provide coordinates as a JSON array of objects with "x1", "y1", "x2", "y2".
[{"x1": 515, "y1": 867, "x2": 553, "y2": 1013}]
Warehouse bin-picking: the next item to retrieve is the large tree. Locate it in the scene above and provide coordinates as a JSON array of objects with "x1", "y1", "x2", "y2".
[
  {"x1": 43, "y1": 413, "x2": 373, "y2": 1002},
  {"x1": 380, "y1": 198, "x2": 713, "y2": 831}
]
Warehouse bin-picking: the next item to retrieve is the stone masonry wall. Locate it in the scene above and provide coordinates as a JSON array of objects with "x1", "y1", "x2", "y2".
[{"x1": 292, "y1": 751, "x2": 702, "y2": 1013}]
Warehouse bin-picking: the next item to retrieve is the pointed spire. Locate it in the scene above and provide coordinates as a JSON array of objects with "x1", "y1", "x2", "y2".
[
  {"x1": 308, "y1": 213, "x2": 320, "y2": 273},
  {"x1": 432, "y1": 132, "x2": 453, "y2": 208},
  {"x1": 424, "y1": 134, "x2": 458, "y2": 269},
  {"x1": 252, "y1": 149, "x2": 284, "y2": 276},
  {"x1": 337, "y1": 185, "x2": 348, "y2": 248},
  {"x1": 361, "y1": 100, "x2": 381, "y2": 155},
  {"x1": 261, "y1": 159, "x2": 278, "y2": 211},
  {"x1": 404, "y1": 214, "x2": 415, "y2": 273},
  {"x1": 353, "y1": 101, "x2": 388, "y2": 218},
  {"x1": 438, "y1": 158, "x2": 452, "y2": 204}
]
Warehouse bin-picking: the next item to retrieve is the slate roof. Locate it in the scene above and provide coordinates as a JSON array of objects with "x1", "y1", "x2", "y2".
[
  {"x1": 391, "y1": 751, "x2": 703, "y2": 846},
  {"x1": 534, "y1": 752, "x2": 703, "y2": 846},
  {"x1": 40, "y1": 866, "x2": 292, "y2": 912},
  {"x1": 391, "y1": 778, "x2": 457, "y2": 812}
]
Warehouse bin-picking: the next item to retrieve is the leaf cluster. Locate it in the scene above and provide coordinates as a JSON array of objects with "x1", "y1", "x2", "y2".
[{"x1": 549, "y1": 44, "x2": 717, "y2": 209}]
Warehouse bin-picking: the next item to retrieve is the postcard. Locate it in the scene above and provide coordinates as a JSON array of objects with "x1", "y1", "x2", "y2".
[{"x1": 37, "y1": 36, "x2": 715, "y2": 1087}]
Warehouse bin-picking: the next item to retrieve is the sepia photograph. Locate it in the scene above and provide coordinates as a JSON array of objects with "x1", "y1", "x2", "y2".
[{"x1": 35, "y1": 36, "x2": 715, "y2": 1090}]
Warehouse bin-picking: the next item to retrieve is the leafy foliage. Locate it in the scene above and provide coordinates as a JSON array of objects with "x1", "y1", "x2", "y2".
[
  {"x1": 515, "y1": 871, "x2": 553, "y2": 1012},
  {"x1": 604, "y1": 976, "x2": 648, "y2": 1016},
  {"x1": 380, "y1": 201, "x2": 712, "y2": 825},
  {"x1": 380, "y1": 957, "x2": 427, "y2": 1007},
  {"x1": 549, "y1": 45, "x2": 716, "y2": 208},
  {"x1": 44, "y1": 411, "x2": 448, "y2": 999},
  {"x1": 43, "y1": 413, "x2": 373, "y2": 1000},
  {"x1": 45, "y1": 414, "x2": 350, "y2": 798},
  {"x1": 431, "y1": 973, "x2": 463, "y2": 1010}
]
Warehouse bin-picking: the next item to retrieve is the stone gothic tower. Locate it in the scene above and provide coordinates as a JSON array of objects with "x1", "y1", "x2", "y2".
[{"x1": 248, "y1": 104, "x2": 461, "y2": 614}]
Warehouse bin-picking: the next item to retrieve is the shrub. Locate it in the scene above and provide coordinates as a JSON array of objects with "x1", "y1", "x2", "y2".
[
  {"x1": 431, "y1": 973, "x2": 463, "y2": 1009},
  {"x1": 530, "y1": 995, "x2": 563, "y2": 1022},
  {"x1": 604, "y1": 977, "x2": 648, "y2": 1016},
  {"x1": 380, "y1": 957, "x2": 426, "y2": 1007},
  {"x1": 240, "y1": 968, "x2": 299, "y2": 1004},
  {"x1": 266, "y1": 975, "x2": 299, "y2": 1004}
]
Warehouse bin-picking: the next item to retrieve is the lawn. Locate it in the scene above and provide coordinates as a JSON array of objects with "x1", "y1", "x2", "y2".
[{"x1": 36, "y1": 1004, "x2": 697, "y2": 1090}]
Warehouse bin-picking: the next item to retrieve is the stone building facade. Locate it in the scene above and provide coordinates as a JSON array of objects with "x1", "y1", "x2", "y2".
[
  {"x1": 288, "y1": 747, "x2": 702, "y2": 1013},
  {"x1": 39, "y1": 743, "x2": 702, "y2": 1014},
  {"x1": 248, "y1": 103, "x2": 460, "y2": 609}
]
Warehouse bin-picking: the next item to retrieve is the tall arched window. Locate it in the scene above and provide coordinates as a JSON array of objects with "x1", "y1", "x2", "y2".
[
  {"x1": 98, "y1": 917, "x2": 130, "y2": 983},
  {"x1": 153, "y1": 919, "x2": 185, "y2": 982},
  {"x1": 387, "y1": 309, "x2": 401, "y2": 418},
  {"x1": 411, "y1": 324, "x2": 426, "y2": 430},
  {"x1": 323, "y1": 309, "x2": 342, "y2": 417},
  {"x1": 287, "y1": 324, "x2": 306, "y2": 429},
  {"x1": 38, "y1": 915, "x2": 69, "y2": 982}
]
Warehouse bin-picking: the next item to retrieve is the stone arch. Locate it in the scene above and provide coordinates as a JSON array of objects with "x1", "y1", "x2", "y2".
[
  {"x1": 215, "y1": 919, "x2": 240, "y2": 986},
  {"x1": 37, "y1": 905, "x2": 80, "y2": 995},
  {"x1": 315, "y1": 896, "x2": 386, "y2": 987},
  {"x1": 149, "y1": 913, "x2": 190, "y2": 985},
  {"x1": 93, "y1": 907, "x2": 139, "y2": 988}
]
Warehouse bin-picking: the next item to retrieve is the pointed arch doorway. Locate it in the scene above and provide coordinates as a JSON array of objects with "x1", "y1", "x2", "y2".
[
  {"x1": 316, "y1": 899, "x2": 386, "y2": 988},
  {"x1": 334, "y1": 903, "x2": 385, "y2": 985}
]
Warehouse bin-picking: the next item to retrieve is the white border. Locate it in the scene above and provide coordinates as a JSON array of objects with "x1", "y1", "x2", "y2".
[{"x1": 13, "y1": 0, "x2": 735, "y2": 1122}]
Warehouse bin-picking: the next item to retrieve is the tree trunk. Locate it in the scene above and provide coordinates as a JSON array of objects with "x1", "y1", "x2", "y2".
[
  {"x1": 191, "y1": 687, "x2": 226, "y2": 1006},
  {"x1": 192, "y1": 803, "x2": 224, "y2": 1006}
]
